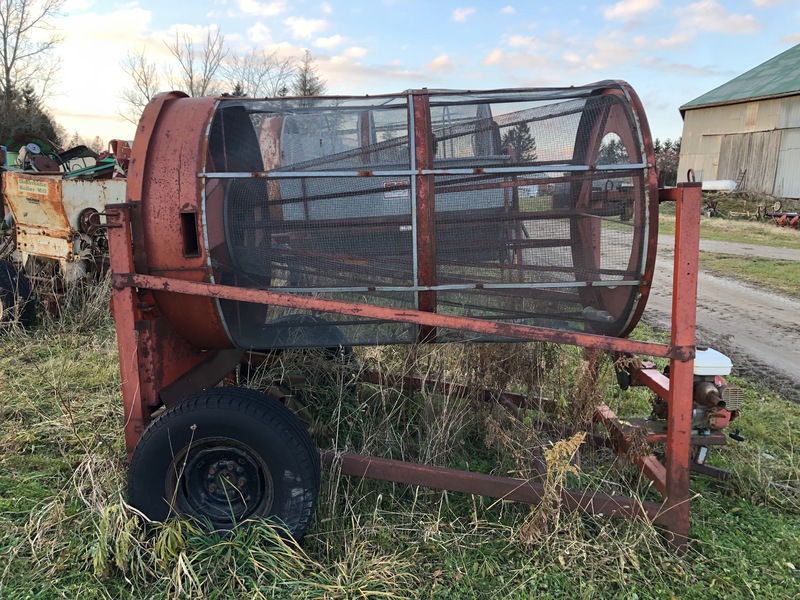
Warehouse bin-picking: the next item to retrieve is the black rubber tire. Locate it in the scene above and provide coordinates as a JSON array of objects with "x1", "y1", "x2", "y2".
[
  {"x1": 128, "y1": 387, "x2": 320, "y2": 539},
  {"x1": 0, "y1": 259, "x2": 34, "y2": 328}
]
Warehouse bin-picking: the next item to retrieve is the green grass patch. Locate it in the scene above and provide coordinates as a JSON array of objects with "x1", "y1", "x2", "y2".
[
  {"x1": 660, "y1": 214, "x2": 800, "y2": 250},
  {"x1": 659, "y1": 190, "x2": 800, "y2": 251},
  {"x1": 1, "y1": 281, "x2": 799, "y2": 599},
  {"x1": 698, "y1": 253, "x2": 800, "y2": 301}
]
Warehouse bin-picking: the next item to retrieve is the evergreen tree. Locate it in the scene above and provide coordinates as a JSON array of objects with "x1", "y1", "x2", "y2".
[
  {"x1": 4, "y1": 85, "x2": 60, "y2": 145},
  {"x1": 596, "y1": 136, "x2": 629, "y2": 165},
  {"x1": 291, "y1": 50, "x2": 326, "y2": 99},
  {"x1": 654, "y1": 137, "x2": 681, "y2": 186},
  {"x1": 230, "y1": 82, "x2": 247, "y2": 97},
  {"x1": 0, "y1": 0, "x2": 63, "y2": 143},
  {"x1": 501, "y1": 122, "x2": 537, "y2": 161}
]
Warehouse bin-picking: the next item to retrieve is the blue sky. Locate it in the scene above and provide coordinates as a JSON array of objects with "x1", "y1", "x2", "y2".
[{"x1": 51, "y1": 0, "x2": 800, "y2": 144}]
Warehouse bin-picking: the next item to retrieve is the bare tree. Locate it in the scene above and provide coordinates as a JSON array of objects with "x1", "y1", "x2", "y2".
[
  {"x1": 165, "y1": 27, "x2": 227, "y2": 97},
  {"x1": 0, "y1": 0, "x2": 64, "y2": 141},
  {"x1": 291, "y1": 49, "x2": 326, "y2": 98},
  {"x1": 118, "y1": 48, "x2": 162, "y2": 124},
  {"x1": 87, "y1": 134, "x2": 104, "y2": 153},
  {"x1": 221, "y1": 48, "x2": 295, "y2": 98}
]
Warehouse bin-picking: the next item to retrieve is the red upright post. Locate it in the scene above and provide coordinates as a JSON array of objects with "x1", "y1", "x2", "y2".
[
  {"x1": 663, "y1": 181, "x2": 702, "y2": 552},
  {"x1": 105, "y1": 204, "x2": 147, "y2": 459}
]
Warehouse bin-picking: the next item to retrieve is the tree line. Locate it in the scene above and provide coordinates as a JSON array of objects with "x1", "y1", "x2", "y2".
[
  {"x1": 0, "y1": 0, "x2": 328, "y2": 148},
  {"x1": 0, "y1": 0, "x2": 682, "y2": 180},
  {"x1": 0, "y1": 0, "x2": 63, "y2": 146},
  {"x1": 654, "y1": 137, "x2": 681, "y2": 187},
  {"x1": 119, "y1": 29, "x2": 327, "y2": 124}
]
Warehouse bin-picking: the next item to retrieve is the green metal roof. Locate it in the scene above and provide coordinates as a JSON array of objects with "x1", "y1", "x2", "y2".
[{"x1": 681, "y1": 43, "x2": 800, "y2": 111}]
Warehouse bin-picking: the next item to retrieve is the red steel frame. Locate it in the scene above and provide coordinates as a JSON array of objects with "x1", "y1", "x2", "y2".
[{"x1": 105, "y1": 87, "x2": 703, "y2": 553}]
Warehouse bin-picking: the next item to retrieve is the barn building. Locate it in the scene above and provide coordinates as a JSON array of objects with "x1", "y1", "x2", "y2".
[{"x1": 677, "y1": 43, "x2": 800, "y2": 198}]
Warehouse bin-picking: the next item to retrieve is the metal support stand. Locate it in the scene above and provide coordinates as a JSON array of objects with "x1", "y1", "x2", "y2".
[{"x1": 106, "y1": 182, "x2": 703, "y2": 554}]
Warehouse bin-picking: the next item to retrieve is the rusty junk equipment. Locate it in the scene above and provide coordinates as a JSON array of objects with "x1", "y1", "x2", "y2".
[
  {"x1": 765, "y1": 200, "x2": 800, "y2": 229},
  {"x1": 2, "y1": 173, "x2": 124, "y2": 279},
  {"x1": 0, "y1": 140, "x2": 131, "y2": 325},
  {"x1": 106, "y1": 82, "x2": 738, "y2": 554}
]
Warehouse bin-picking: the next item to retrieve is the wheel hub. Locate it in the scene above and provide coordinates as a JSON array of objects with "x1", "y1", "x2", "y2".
[{"x1": 174, "y1": 441, "x2": 274, "y2": 527}]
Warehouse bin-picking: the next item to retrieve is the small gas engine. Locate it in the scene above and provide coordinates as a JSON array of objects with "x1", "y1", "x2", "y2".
[{"x1": 653, "y1": 346, "x2": 745, "y2": 436}]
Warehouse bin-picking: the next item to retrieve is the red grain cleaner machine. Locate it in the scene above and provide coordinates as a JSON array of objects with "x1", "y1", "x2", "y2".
[{"x1": 105, "y1": 82, "x2": 740, "y2": 552}]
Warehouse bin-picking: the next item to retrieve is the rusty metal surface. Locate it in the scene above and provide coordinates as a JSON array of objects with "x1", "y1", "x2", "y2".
[
  {"x1": 321, "y1": 450, "x2": 663, "y2": 521},
  {"x1": 619, "y1": 82, "x2": 660, "y2": 338},
  {"x1": 157, "y1": 348, "x2": 245, "y2": 407},
  {"x1": 106, "y1": 205, "x2": 227, "y2": 458},
  {"x1": 663, "y1": 182, "x2": 702, "y2": 553},
  {"x1": 595, "y1": 403, "x2": 668, "y2": 495},
  {"x1": 689, "y1": 461, "x2": 733, "y2": 480},
  {"x1": 412, "y1": 91, "x2": 437, "y2": 342},
  {"x1": 2, "y1": 172, "x2": 124, "y2": 280},
  {"x1": 631, "y1": 366, "x2": 670, "y2": 398},
  {"x1": 112, "y1": 270, "x2": 677, "y2": 358},
  {"x1": 108, "y1": 83, "x2": 705, "y2": 550},
  {"x1": 127, "y1": 84, "x2": 657, "y2": 348},
  {"x1": 134, "y1": 94, "x2": 231, "y2": 349},
  {"x1": 106, "y1": 204, "x2": 148, "y2": 457}
]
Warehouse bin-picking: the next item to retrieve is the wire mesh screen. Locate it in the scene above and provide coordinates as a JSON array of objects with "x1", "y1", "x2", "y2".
[{"x1": 203, "y1": 85, "x2": 654, "y2": 349}]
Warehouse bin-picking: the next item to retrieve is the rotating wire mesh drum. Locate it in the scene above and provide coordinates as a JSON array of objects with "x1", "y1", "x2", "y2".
[{"x1": 135, "y1": 82, "x2": 657, "y2": 350}]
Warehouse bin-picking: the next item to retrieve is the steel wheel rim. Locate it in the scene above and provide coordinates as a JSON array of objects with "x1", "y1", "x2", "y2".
[{"x1": 168, "y1": 437, "x2": 274, "y2": 528}]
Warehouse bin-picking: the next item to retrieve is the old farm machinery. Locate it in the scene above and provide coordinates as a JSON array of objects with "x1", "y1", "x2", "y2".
[
  {"x1": 0, "y1": 142, "x2": 130, "y2": 325},
  {"x1": 104, "y1": 83, "x2": 740, "y2": 553}
]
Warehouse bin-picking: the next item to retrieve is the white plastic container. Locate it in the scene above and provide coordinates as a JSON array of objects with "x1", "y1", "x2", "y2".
[{"x1": 694, "y1": 347, "x2": 733, "y2": 376}]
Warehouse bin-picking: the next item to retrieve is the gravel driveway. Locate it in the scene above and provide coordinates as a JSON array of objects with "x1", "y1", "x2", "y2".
[{"x1": 645, "y1": 235, "x2": 800, "y2": 402}]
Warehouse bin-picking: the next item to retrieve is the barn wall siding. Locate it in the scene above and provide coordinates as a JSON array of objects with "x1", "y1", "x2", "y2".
[
  {"x1": 717, "y1": 131, "x2": 781, "y2": 193},
  {"x1": 679, "y1": 95, "x2": 800, "y2": 193},
  {"x1": 774, "y1": 128, "x2": 800, "y2": 198},
  {"x1": 777, "y1": 97, "x2": 800, "y2": 129}
]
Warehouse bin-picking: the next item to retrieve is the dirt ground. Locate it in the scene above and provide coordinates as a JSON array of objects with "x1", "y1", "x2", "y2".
[{"x1": 646, "y1": 235, "x2": 800, "y2": 402}]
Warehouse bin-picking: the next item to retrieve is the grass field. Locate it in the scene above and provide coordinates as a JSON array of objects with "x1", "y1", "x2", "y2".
[
  {"x1": 658, "y1": 192, "x2": 800, "y2": 300},
  {"x1": 698, "y1": 254, "x2": 800, "y2": 301},
  {"x1": 1, "y1": 274, "x2": 799, "y2": 599},
  {"x1": 659, "y1": 193, "x2": 800, "y2": 251}
]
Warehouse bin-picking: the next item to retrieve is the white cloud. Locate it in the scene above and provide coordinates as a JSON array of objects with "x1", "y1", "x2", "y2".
[
  {"x1": 642, "y1": 57, "x2": 724, "y2": 78},
  {"x1": 237, "y1": 0, "x2": 287, "y2": 17},
  {"x1": 562, "y1": 51, "x2": 582, "y2": 66},
  {"x1": 500, "y1": 5, "x2": 515, "y2": 15},
  {"x1": 603, "y1": 0, "x2": 661, "y2": 21},
  {"x1": 162, "y1": 23, "x2": 224, "y2": 43},
  {"x1": 552, "y1": 29, "x2": 647, "y2": 71},
  {"x1": 427, "y1": 54, "x2": 454, "y2": 71},
  {"x1": 59, "y1": 7, "x2": 154, "y2": 46},
  {"x1": 653, "y1": 31, "x2": 693, "y2": 48},
  {"x1": 284, "y1": 16, "x2": 328, "y2": 39},
  {"x1": 676, "y1": 0, "x2": 762, "y2": 34},
  {"x1": 247, "y1": 22, "x2": 272, "y2": 43},
  {"x1": 507, "y1": 35, "x2": 541, "y2": 49},
  {"x1": 63, "y1": 0, "x2": 95, "y2": 10},
  {"x1": 752, "y1": 0, "x2": 783, "y2": 6},
  {"x1": 452, "y1": 7, "x2": 476, "y2": 22},
  {"x1": 655, "y1": 0, "x2": 763, "y2": 48},
  {"x1": 321, "y1": 1, "x2": 333, "y2": 14},
  {"x1": 483, "y1": 49, "x2": 504, "y2": 65},
  {"x1": 343, "y1": 47, "x2": 368, "y2": 58},
  {"x1": 314, "y1": 34, "x2": 343, "y2": 49},
  {"x1": 315, "y1": 57, "x2": 429, "y2": 94},
  {"x1": 780, "y1": 33, "x2": 800, "y2": 44},
  {"x1": 51, "y1": 8, "x2": 157, "y2": 142}
]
